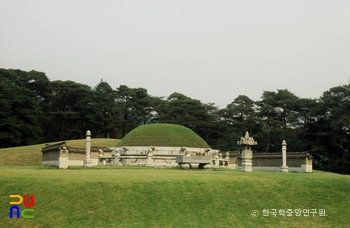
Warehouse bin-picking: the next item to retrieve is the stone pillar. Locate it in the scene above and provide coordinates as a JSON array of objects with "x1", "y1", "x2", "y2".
[
  {"x1": 281, "y1": 140, "x2": 289, "y2": 172},
  {"x1": 146, "y1": 146, "x2": 154, "y2": 167},
  {"x1": 83, "y1": 130, "x2": 92, "y2": 167},
  {"x1": 213, "y1": 150, "x2": 220, "y2": 168},
  {"x1": 114, "y1": 148, "x2": 122, "y2": 166},
  {"x1": 98, "y1": 149, "x2": 103, "y2": 166},
  {"x1": 185, "y1": 148, "x2": 191, "y2": 157},
  {"x1": 225, "y1": 152, "x2": 230, "y2": 168},
  {"x1": 58, "y1": 146, "x2": 69, "y2": 169},
  {"x1": 241, "y1": 146, "x2": 253, "y2": 172},
  {"x1": 237, "y1": 132, "x2": 257, "y2": 172},
  {"x1": 180, "y1": 147, "x2": 187, "y2": 155},
  {"x1": 205, "y1": 148, "x2": 210, "y2": 157}
]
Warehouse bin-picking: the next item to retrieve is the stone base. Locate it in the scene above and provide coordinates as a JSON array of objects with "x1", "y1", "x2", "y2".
[
  {"x1": 180, "y1": 164, "x2": 190, "y2": 169},
  {"x1": 241, "y1": 159, "x2": 252, "y2": 172},
  {"x1": 241, "y1": 164, "x2": 252, "y2": 172},
  {"x1": 83, "y1": 159, "x2": 92, "y2": 168},
  {"x1": 146, "y1": 154, "x2": 154, "y2": 167},
  {"x1": 58, "y1": 157, "x2": 68, "y2": 169},
  {"x1": 301, "y1": 164, "x2": 312, "y2": 173},
  {"x1": 241, "y1": 149, "x2": 252, "y2": 172},
  {"x1": 281, "y1": 166, "x2": 289, "y2": 172},
  {"x1": 227, "y1": 164, "x2": 238, "y2": 169}
]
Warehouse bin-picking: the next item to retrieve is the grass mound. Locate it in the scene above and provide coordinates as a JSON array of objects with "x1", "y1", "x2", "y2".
[
  {"x1": 0, "y1": 138, "x2": 120, "y2": 166},
  {"x1": 1, "y1": 167, "x2": 349, "y2": 227},
  {"x1": 117, "y1": 124, "x2": 210, "y2": 148}
]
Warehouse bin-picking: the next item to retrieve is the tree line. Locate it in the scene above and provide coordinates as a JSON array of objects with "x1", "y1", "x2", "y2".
[{"x1": 1, "y1": 69, "x2": 349, "y2": 174}]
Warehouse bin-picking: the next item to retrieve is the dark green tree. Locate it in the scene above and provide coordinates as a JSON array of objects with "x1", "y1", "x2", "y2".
[
  {"x1": 115, "y1": 85, "x2": 155, "y2": 137},
  {"x1": 156, "y1": 93, "x2": 222, "y2": 148},
  {"x1": 83, "y1": 80, "x2": 118, "y2": 138},
  {"x1": 0, "y1": 69, "x2": 42, "y2": 147},
  {"x1": 255, "y1": 90, "x2": 300, "y2": 152},
  {"x1": 295, "y1": 98, "x2": 318, "y2": 151},
  {"x1": 45, "y1": 80, "x2": 93, "y2": 141},
  {"x1": 312, "y1": 85, "x2": 350, "y2": 174},
  {"x1": 220, "y1": 95, "x2": 258, "y2": 151}
]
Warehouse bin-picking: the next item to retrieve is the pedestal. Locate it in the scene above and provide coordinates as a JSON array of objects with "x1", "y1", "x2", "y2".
[
  {"x1": 83, "y1": 159, "x2": 92, "y2": 168},
  {"x1": 281, "y1": 166, "x2": 289, "y2": 172},
  {"x1": 114, "y1": 154, "x2": 122, "y2": 166},
  {"x1": 146, "y1": 153, "x2": 154, "y2": 167},
  {"x1": 241, "y1": 149, "x2": 252, "y2": 172},
  {"x1": 59, "y1": 148, "x2": 69, "y2": 169},
  {"x1": 59, "y1": 157, "x2": 68, "y2": 169}
]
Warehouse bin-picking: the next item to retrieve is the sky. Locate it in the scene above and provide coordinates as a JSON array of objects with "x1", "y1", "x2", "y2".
[{"x1": 1, "y1": 0, "x2": 349, "y2": 108}]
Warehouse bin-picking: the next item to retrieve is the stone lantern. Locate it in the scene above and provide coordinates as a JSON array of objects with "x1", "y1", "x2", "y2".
[{"x1": 237, "y1": 131, "x2": 257, "y2": 172}]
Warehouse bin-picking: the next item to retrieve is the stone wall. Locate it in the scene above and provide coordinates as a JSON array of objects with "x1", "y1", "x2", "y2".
[
  {"x1": 116, "y1": 146, "x2": 210, "y2": 168},
  {"x1": 41, "y1": 141, "x2": 312, "y2": 172},
  {"x1": 41, "y1": 142, "x2": 112, "y2": 168},
  {"x1": 42, "y1": 150, "x2": 60, "y2": 161},
  {"x1": 227, "y1": 151, "x2": 312, "y2": 172}
]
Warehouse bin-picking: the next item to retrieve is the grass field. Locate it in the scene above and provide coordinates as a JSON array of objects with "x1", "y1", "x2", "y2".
[
  {"x1": 1, "y1": 166, "x2": 349, "y2": 228},
  {"x1": 1, "y1": 139, "x2": 350, "y2": 227}
]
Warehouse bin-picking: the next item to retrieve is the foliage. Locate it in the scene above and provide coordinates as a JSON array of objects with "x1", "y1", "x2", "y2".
[
  {"x1": 310, "y1": 85, "x2": 350, "y2": 174},
  {"x1": 84, "y1": 80, "x2": 118, "y2": 138},
  {"x1": 0, "y1": 69, "x2": 43, "y2": 147},
  {"x1": 220, "y1": 95, "x2": 258, "y2": 151},
  {"x1": 115, "y1": 85, "x2": 157, "y2": 138},
  {"x1": 155, "y1": 93, "x2": 221, "y2": 147}
]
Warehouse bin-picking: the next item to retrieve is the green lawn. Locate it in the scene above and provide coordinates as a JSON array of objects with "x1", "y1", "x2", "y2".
[{"x1": 1, "y1": 166, "x2": 349, "y2": 228}]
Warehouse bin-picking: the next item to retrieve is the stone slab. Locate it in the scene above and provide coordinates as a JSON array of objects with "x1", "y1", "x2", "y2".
[{"x1": 176, "y1": 156, "x2": 211, "y2": 164}]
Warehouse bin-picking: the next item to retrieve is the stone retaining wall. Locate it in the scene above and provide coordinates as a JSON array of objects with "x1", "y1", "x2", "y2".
[
  {"x1": 41, "y1": 142, "x2": 112, "y2": 168},
  {"x1": 227, "y1": 151, "x2": 312, "y2": 172},
  {"x1": 42, "y1": 143, "x2": 312, "y2": 172}
]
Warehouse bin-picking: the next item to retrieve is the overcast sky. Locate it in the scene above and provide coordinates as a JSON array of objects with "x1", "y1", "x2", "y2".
[{"x1": 1, "y1": 0, "x2": 349, "y2": 107}]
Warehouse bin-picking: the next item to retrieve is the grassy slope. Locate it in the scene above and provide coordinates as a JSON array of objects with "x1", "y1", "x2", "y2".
[
  {"x1": 117, "y1": 124, "x2": 210, "y2": 148},
  {"x1": 0, "y1": 138, "x2": 120, "y2": 165},
  {"x1": 0, "y1": 166, "x2": 349, "y2": 228}
]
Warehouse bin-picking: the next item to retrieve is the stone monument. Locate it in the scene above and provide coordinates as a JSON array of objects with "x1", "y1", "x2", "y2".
[
  {"x1": 281, "y1": 140, "x2": 289, "y2": 172},
  {"x1": 114, "y1": 148, "x2": 122, "y2": 166},
  {"x1": 146, "y1": 146, "x2": 154, "y2": 167},
  {"x1": 59, "y1": 145, "x2": 69, "y2": 169},
  {"x1": 237, "y1": 131, "x2": 257, "y2": 172},
  {"x1": 83, "y1": 130, "x2": 92, "y2": 168}
]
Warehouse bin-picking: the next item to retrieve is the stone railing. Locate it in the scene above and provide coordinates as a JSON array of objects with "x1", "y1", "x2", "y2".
[{"x1": 98, "y1": 149, "x2": 115, "y2": 166}]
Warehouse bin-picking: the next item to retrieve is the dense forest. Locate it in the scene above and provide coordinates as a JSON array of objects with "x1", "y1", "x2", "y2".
[{"x1": 1, "y1": 69, "x2": 349, "y2": 174}]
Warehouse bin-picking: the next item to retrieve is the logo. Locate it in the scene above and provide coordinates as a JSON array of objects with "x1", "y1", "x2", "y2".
[{"x1": 9, "y1": 194, "x2": 35, "y2": 219}]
